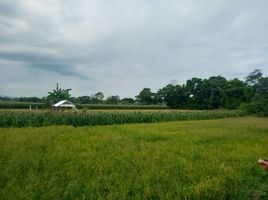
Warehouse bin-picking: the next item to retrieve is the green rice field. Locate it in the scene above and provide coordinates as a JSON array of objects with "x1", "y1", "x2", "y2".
[{"x1": 0, "y1": 117, "x2": 268, "y2": 199}]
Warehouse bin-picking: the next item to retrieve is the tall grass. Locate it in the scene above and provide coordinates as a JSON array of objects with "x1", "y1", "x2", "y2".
[
  {"x1": 0, "y1": 117, "x2": 267, "y2": 199},
  {"x1": 0, "y1": 110, "x2": 245, "y2": 127}
]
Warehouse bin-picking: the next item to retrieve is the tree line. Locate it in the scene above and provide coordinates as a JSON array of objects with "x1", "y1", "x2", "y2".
[
  {"x1": 1, "y1": 70, "x2": 267, "y2": 115},
  {"x1": 134, "y1": 69, "x2": 268, "y2": 116}
]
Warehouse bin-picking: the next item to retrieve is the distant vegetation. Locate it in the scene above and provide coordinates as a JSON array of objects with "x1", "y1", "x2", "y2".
[
  {"x1": 1, "y1": 69, "x2": 267, "y2": 115},
  {"x1": 0, "y1": 102, "x2": 44, "y2": 109},
  {"x1": 75, "y1": 104, "x2": 167, "y2": 110}
]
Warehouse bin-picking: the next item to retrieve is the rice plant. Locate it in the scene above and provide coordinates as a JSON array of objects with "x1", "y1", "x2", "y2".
[{"x1": 0, "y1": 117, "x2": 267, "y2": 199}]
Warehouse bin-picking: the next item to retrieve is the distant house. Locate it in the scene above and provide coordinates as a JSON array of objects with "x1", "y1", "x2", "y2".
[{"x1": 53, "y1": 100, "x2": 76, "y2": 110}]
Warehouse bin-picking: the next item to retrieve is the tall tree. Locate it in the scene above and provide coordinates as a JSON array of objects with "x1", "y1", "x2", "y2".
[
  {"x1": 246, "y1": 69, "x2": 263, "y2": 86},
  {"x1": 253, "y1": 77, "x2": 268, "y2": 115},
  {"x1": 121, "y1": 98, "x2": 135, "y2": 104},
  {"x1": 200, "y1": 76, "x2": 228, "y2": 109},
  {"x1": 185, "y1": 78, "x2": 203, "y2": 109},
  {"x1": 45, "y1": 83, "x2": 72, "y2": 105},
  {"x1": 77, "y1": 96, "x2": 91, "y2": 104},
  {"x1": 106, "y1": 95, "x2": 120, "y2": 104},
  {"x1": 241, "y1": 69, "x2": 268, "y2": 116},
  {"x1": 90, "y1": 92, "x2": 104, "y2": 104},
  {"x1": 136, "y1": 88, "x2": 157, "y2": 105},
  {"x1": 160, "y1": 84, "x2": 188, "y2": 108},
  {"x1": 224, "y1": 79, "x2": 250, "y2": 109}
]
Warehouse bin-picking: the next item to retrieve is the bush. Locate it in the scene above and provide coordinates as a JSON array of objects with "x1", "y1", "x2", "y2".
[
  {"x1": 260, "y1": 105, "x2": 268, "y2": 117},
  {"x1": 239, "y1": 103, "x2": 257, "y2": 114}
]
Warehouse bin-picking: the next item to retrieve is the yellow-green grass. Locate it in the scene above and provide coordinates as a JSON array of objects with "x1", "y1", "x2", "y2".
[{"x1": 0, "y1": 117, "x2": 268, "y2": 199}]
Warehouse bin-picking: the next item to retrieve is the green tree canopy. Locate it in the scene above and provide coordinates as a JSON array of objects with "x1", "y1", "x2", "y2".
[
  {"x1": 136, "y1": 88, "x2": 157, "y2": 105},
  {"x1": 90, "y1": 92, "x2": 104, "y2": 104},
  {"x1": 106, "y1": 95, "x2": 120, "y2": 104},
  {"x1": 45, "y1": 83, "x2": 72, "y2": 105},
  {"x1": 121, "y1": 98, "x2": 135, "y2": 104}
]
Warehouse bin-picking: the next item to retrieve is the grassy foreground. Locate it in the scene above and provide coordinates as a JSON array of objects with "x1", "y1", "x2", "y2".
[{"x1": 0, "y1": 117, "x2": 268, "y2": 199}]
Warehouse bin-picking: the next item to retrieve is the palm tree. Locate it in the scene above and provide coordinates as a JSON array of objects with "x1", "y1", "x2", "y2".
[{"x1": 45, "y1": 83, "x2": 72, "y2": 105}]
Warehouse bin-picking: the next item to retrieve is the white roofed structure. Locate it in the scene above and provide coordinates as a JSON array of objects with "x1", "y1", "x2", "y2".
[{"x1": 53, "y1": 100, "x2": 76, "y2": 110}]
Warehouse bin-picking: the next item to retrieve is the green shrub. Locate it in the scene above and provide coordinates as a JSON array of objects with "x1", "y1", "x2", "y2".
[{"x1": 239, "y1": 103, "x2": 257, "y2": 114}]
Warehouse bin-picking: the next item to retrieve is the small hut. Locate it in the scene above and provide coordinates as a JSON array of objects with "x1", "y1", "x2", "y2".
[{"x1": 53, "y1": 100, "x2": 76, "y2": 110}]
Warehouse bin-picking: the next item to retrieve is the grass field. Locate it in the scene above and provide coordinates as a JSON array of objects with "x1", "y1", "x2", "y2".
[{"x1": 0, "y1": 117, "x2": 268, "y2": 199}]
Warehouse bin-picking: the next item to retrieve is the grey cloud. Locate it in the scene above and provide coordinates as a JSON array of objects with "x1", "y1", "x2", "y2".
[
  {"x1": 0, "y1": 1, "x2": 21, "y2": 17},
  {"x1": 0, "y1": 0, "x2": 268, "y2": 98},
  {"x1": 0, "y1": 51, "x2": 88, "y2": 78}
]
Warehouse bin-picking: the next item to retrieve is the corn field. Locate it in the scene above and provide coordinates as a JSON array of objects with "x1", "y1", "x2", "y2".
[
  {"x1": 0, "y1": 102, "x2": 167, "y2": 109},
  {"x1": 0, "y1": 110, "x2": 246, "y2": 127}
]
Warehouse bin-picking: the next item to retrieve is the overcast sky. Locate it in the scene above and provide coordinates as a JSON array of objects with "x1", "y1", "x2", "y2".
[{"x1": 0, "y1": 0, "x2": 267, "y2": 98}]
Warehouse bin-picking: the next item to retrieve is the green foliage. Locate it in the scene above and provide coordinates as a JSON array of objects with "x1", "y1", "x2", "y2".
[
  {"x1": 45, "y1": 83, "x2": 72, "y2": 106},
  {"x1": 246, "y1": 69, "x2": 263, "y2": 86},
  {"x1": 90, "y1": 92, "x2": 105, "y2": 104},
  {"x1": 239, "y1": 103, "x2": 257, "y2": 114},
  {"x1": 0, "y1": 110, "x2": 245, "y2": 128},
  {"x1": 159, "y1": 84, "x2": 188, "y2": 109},
  {"x1": 106, "y1": 95, "x2": 120, "y2": 104},
  {"x1": 150, "y1": 71, "x2": 267, "y2": 111},
  {"x1": 71, "y1": 96, "x2": 91, "y2": 104},
  {"x1": 0, "y1": 102, "x2": 44, "y2": 109},
  {"x1": 1, "y1": 70, "x2": 266, "y2": 112},
  {"x1": 76, "y1": 104, "x2": 167, "y2": 110},
  {"x1": 0, "y1": 96, "x2": 42, "y2": 102},
  {"x1": 136, "y1": 88, "x2": 157, "y2": 105},
  {"x1": 225, "y1": 87, "x2": 247, "y2": 109},
  {"x1": 0, "y1": 117, "x2": 267, "y2": 199},
  {"x1": 120, "y1": 98, "x2": 135, "y2": 104},
  {"x1": 243, "y1": 71, "x2": 268, "y2": 116},
  {"x1": 155, "y1": 75, "x2": 252, "y2": 109}
]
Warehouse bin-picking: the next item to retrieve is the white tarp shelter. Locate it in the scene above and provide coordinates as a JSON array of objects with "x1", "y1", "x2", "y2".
[{"x1": 53, "y1": 100, "x2": 76, "y2": 109}]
